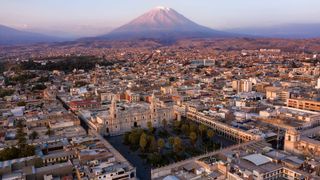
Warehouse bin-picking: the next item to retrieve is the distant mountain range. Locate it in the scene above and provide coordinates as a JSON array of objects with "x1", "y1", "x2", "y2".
[
  {"x1": 0, "y1": 25, "x2": 65, "y2": 45},
  {"x1": 227, "y1": 24, "x2": 320, "y2": 39},
  {"x1": 1, "y1": 7, "x2": 320, "y2": 45}
]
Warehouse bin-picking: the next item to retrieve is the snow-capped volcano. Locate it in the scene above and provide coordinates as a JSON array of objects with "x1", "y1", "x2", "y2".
[
  {"x1": 155, "y1": 6, "x2": 171, "y2": 11},
  {"x1": 100, "y1": 7, "x2": 232, "y2": 40}
]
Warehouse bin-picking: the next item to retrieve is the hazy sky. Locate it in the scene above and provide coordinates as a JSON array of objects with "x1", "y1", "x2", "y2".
[{"x1": 1, "y1": 0, "x2": 320, "y2": 37}]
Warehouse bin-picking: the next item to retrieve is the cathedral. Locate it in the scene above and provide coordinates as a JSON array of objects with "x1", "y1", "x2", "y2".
[{"x1": 103, "y1": 94, "x2": 175, "y2": 136}]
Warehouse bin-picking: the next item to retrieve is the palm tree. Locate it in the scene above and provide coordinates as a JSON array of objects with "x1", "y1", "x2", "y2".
[
  {"x1": 139, "y1": 133, "x2": 147, "y2": 152},
  {"x1": 181, "y1": 124, "x2": 189, "y2": 135},
  {"x1": 157, "y1": 138, "x2": 165, "y2": 153},
  {"x1": 45, "y1": 126, "x2": 54, "y2": 136},
  {"x1": 173, "y1": 137, "x2": 182, "y2": 153},
  {"x1": 189, "y1": 132, "x2": 197, "y2": 146},
  {"x1": 199, "y1": 124, "x2": 207, "y2": 137},
  {"x1": 207, "y1": 129, "x2": 214, "y2": 140},
  {"x1": 162, "y1": 119, "x2": 167, "y2": 128},
  {"x1": 147, "y1": 121, "x2": 154, "y2": 133},
  {"x1": 189, "y1": 124, "x2": 198, "y2": 133},
  {"x1": 149, "y1": 136, "x2": 158, "y2": 153},
  {"x1": 29, "y1": 131, "x2": 39, "y2": 140},
  {"x1": 168, "y1": 136, "x2": 175, "y2": 147}
]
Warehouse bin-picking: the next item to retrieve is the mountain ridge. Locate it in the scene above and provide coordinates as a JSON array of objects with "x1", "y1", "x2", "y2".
[{"x1": 0, "y1": 24, "x2": 65, "y2": 45}]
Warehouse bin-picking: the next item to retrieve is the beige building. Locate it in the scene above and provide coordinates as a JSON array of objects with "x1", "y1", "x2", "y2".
[
  {"x1": 316, "y1": 78, "x2": 320, "y2": 89},
  {"x1": 232, "y1": 79, "x2": 253, "y2": 93},
  {"x1": 101, "y1": 95, "x2": 175, "y2": 135},
  {"x1": 287, "y1": 99, "x2": 320, "y2": 112},
  {"x1": 265, "y1": 86, "x2": 290, "y2": 102},
  {"x1": 284, "y1": 127, "x2": 320, "y2": 157}
]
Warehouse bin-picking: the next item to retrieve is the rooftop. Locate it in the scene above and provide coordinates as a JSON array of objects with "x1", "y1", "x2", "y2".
[{"x1": 242, "y1": 153, "x2": 272, "y2": 166}]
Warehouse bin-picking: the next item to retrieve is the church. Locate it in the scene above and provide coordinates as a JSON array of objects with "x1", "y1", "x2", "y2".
[
  {"x1": 284, "y1": 127, "x2": 320, "y2": 157},
  {"x1": 102, "y1": 94, "x2": 175, "y2": 136}
]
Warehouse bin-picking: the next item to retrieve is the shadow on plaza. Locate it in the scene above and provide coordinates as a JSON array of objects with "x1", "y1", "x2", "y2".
[
  {"x1": 106, "y1": 134, "x2": 236, "y2": 180},
  {"x1": 107, "y1": 135, "x2": 152, "y2": 180}
]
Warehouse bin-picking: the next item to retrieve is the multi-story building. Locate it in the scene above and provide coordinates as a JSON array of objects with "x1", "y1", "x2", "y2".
[
  {"x1": 265, "y1": 86, "x2": 290, "y2": 102},
  {"x1": 232, "y1": 79, "x2": 253, "y2": 93},
  {"x1": 124, "y1": 90, "x2": 140, "y2": 102},
  {"x1": 190, "y1": 59, "x2": 215, "y2": 67},
  {"x1": 287, "y1": 99, "x2": 320, "y2": 112},
  {"x1": 226, "y1": 153, "x2": 306, "y2": 180},
  {"x1": 316, "y1": 78, "x2": 320, "y2": 89},
  {"x1": 243, "y1": 80, "x2": 253, "y2": 92},
  {"x1": 69, "y1": 99, "x2": 100, "y2": 111},
  {"x1": 258, "y1": 106, "x2": 320, "y2": 129},
  {"x1": 232, "y1": 80, "x2": 241, "y2": 93}
]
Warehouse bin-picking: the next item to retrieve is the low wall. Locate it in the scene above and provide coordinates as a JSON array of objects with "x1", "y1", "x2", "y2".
[{"x1": 151, "y1": 140, "x2": 260, "y2": 179}]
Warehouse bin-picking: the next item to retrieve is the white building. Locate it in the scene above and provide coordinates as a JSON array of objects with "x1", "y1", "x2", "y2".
[
  {"x1": 316, "y1": 78, "x2": 320, "y2": 89},
  {"x1": 243, "y1": 80, "x2": 252, "y2": 92},
  {"x1": 232, "y1": 79, "x2": 253, "y2": 93}
]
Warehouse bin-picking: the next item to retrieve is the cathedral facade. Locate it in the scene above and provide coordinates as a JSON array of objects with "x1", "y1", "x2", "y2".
[{"x1": 104, "y1": 95, "x2": 175, "y2": 136}]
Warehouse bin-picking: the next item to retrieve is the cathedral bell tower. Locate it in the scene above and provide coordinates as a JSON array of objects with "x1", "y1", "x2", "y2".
[
  {"x1": 110, "y1": 96, "x2": 117, "y2": 119},
  {"x1": 106, "y1": 96, "x2": 118, "y2": 134},
  {"x1": 284, "y1": 128, "x2": 300, "y2": 154},
  {"x1": 150, "y1": 93, "x2": 158, "y2": 125}
]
